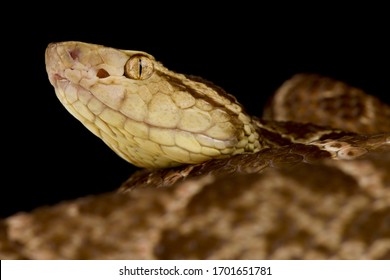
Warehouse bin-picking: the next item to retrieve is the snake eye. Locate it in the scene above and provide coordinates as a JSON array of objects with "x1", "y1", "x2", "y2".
[{"x1": 124, "y1": 55, "x2": 154, "y2": 80}]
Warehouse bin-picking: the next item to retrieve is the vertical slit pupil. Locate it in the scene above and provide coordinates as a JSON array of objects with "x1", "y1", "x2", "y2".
[{"x1": 139, "y1": 58, "x2": 143, "y2": 77}]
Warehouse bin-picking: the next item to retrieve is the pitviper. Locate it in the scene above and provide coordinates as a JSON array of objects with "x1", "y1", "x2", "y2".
[{"x1": 2, "y1": 41, "x2": 389, "y2": 259}]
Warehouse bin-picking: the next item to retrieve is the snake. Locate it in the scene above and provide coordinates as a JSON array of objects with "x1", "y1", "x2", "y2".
[
  {"x1": 1, "y1": 41, "x2": 389, "y2": 259},
  {"x1": 44, "y1": 41, "x2": 390, "y2": 167}
]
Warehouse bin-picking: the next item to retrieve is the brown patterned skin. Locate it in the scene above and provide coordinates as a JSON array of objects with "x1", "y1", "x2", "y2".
[
  {"x1": 263, "y1": 74, "x2": 390, "y2": 134},
  {"x1": 1, "y1": 48, "x2": 390, "y2": 259},
  {"x1": 1, "y1": 146, "x2": 389, "y2": 259}
]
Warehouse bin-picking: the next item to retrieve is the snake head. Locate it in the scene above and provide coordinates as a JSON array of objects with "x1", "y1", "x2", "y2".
[{"x1": 45, "y1": 41, "x2": 261, "y2": 168}]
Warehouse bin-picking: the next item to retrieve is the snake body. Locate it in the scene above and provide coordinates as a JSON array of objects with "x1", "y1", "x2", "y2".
[{"x1": 4, "y1": 41, "x2": 388, "y2": 259}]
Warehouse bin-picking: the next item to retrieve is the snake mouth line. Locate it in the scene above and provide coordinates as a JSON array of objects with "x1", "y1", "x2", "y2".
[{"x1": 52, "y1": 73, "x2": 67, "y2": 86}]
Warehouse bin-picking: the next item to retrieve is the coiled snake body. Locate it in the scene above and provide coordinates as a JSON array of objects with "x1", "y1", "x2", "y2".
[{"x1": 2, "y1": 41, "x2": 389, "y2": 260}]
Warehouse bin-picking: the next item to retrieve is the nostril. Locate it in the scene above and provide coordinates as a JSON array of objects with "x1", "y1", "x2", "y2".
[
  {"x1": 68, "y1": 49, "x2": 80, "y2": 60},
  {"x1": 96, "y1": 69, "x2": 110, "y2": 78}
]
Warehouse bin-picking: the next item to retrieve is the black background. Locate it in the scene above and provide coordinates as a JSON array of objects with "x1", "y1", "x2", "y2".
[{"x1": 2, "y1": 9, "x2": 388, "y2": 218}]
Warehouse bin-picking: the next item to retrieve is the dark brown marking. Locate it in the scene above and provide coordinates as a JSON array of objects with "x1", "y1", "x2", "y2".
[
  {"x1": 96, "y1": 69, "x2": 110, "y2": 78},
  {"x1": 155, "y1": 70, "x2": 244, "y2": 120}
]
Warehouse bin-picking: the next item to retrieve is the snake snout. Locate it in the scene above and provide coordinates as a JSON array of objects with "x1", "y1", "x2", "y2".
[
  {"x1": 45, "y1": 42, "x2": 86, "y2": 88},
  {"x1": 45, "y1": 43, "x2": 59, "y2": 86},
  {"x1": 45, "y1": 42, "x2": 70, "y2": 86}
]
